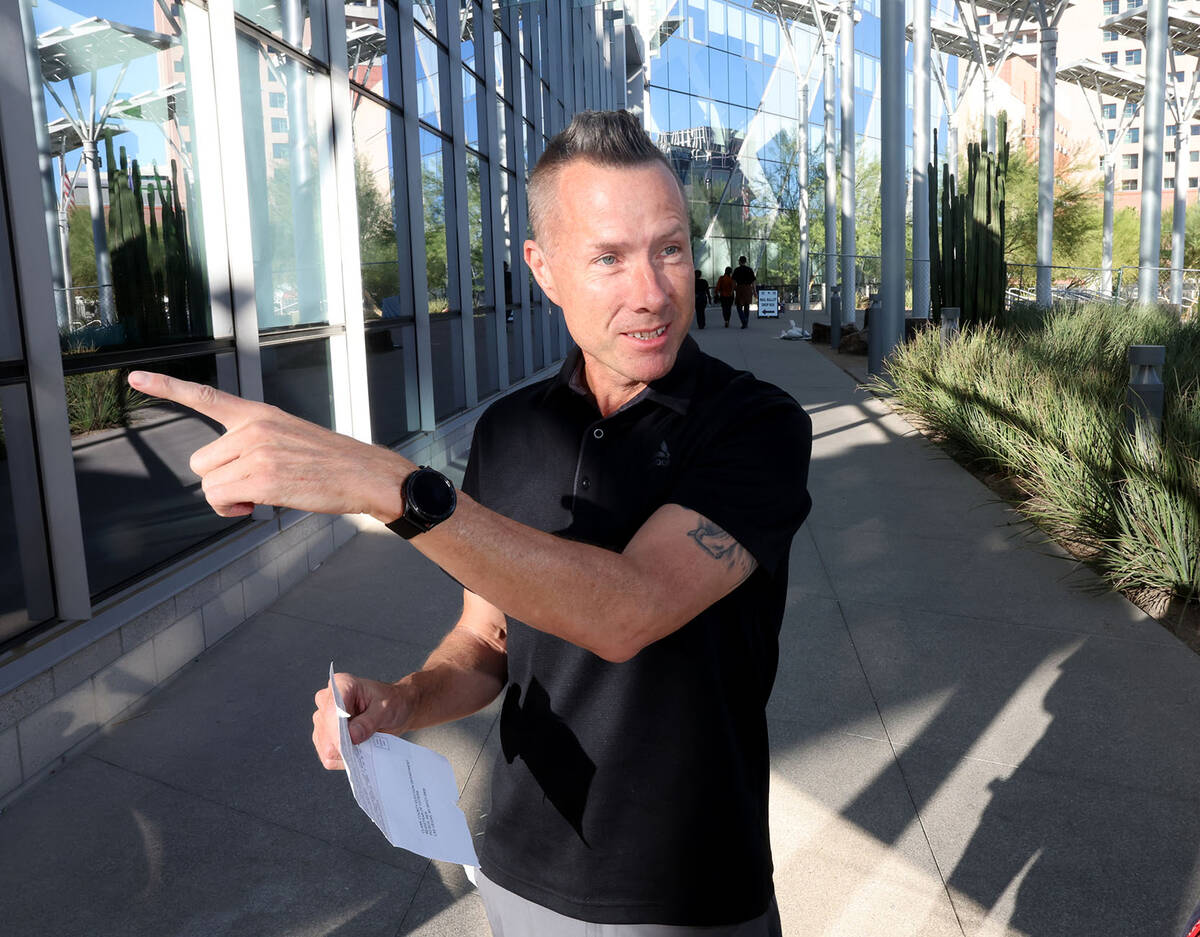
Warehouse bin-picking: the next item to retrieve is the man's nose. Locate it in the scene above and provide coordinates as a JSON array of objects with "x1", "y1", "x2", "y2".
[{"x1": 629, "y1": 258, "x2": 671, "y2": 311}]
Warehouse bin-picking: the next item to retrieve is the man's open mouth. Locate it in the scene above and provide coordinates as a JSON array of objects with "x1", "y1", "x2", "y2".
[{"x1": 627, "y1": 325, "x2": 668, "y2": 341}]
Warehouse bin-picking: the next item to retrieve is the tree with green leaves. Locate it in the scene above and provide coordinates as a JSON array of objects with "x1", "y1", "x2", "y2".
[{"x1": 1003, "y1": 139, "x2": 1100, "y2": 268}]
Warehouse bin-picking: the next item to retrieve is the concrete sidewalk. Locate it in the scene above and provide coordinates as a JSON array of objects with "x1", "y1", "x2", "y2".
[{"x1": 4, "y1": 325, "x2": 1200, "y2": 936}]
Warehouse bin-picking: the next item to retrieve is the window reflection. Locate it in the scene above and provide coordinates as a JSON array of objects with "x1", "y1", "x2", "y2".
[
  {"x1": 420, "y1": 129, "x2": 449, "y2": 314},
  {"x1": 237, "y1": 31, "x2": 333, "y2": 331},
  {"x1": 499, "y1": 169, "x2": 523, "y2": 382},
  {"x1": 68, "y1": 354, "x2": 243, "y2": 598},
  {"x1": 415, "y1": 26, "x2": 443, "y2": 130},
  {"x1": 646, "y1": 1, "x2": 830, "y2": 295},
  {"x1": 233, "y1": 0, "x2": 329, "y2": 62},
  {"x1": 420, "y1": 130, "x2": 464, "y2": 420},
  {"x1": 28, "y1": 0, "x2": 213, "y2": 354},
  {"x1": 351, "y1": 96, "x2": 401, "y2": 319},
  {"x1": 413, "y1": 0, "x2": 436, "y2": 40},
  {"x1": 0, "y1": 386, "x2": 53, "y2": 643},
  {"x1": 261, "y1": 339, "x2": 333, "y2": 428},
  {"x1": 346, "y1": 1, "x2": 389, "y2": 100}
]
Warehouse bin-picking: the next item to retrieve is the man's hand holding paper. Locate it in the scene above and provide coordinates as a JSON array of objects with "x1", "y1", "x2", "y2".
[
  {"x1": 313, "y1": 672, "x2": 413, "y2": 769},
  {"x1": 322, "y1": 665, "x2": 478, "y2": 867}
]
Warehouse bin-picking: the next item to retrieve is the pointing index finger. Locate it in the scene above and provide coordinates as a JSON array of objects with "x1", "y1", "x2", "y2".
[{"x1": 128, "y1": 371, "x2": 253, "y2": 429}]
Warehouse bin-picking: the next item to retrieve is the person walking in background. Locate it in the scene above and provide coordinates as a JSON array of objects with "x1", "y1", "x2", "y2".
[
  {"x1": 716, "y1": 266, "x2": 735, "y2": 327},
  {"x1": 694, "y1": 269, "x2": 711, "y2": 329},
  {"x1": 732, "y1": 255, "x2": 757, "y2": 329}
]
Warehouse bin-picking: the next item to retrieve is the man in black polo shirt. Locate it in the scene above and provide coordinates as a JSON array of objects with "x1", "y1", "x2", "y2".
[{"x1": 128, "y1": 110, "x2": 812, "y2": 935}]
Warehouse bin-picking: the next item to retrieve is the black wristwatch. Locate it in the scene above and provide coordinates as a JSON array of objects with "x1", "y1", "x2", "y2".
[{"x1": 386, "y1": 466, "x2": 457, "y2": 539}]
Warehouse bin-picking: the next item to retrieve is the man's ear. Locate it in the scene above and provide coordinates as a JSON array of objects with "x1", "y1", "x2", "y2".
[{"x1": 524, "y1": 239, "x2": 561, "y2": 306}]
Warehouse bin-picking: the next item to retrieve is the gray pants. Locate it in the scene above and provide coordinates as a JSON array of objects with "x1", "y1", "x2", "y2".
[{"x1": 476, "y1": 869, "x2": 783, "y2": 937}]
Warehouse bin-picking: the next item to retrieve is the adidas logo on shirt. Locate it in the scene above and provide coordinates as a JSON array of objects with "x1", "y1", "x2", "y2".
[{"x1": 653, "y1": 440, "x2": 670, "y2": 468}]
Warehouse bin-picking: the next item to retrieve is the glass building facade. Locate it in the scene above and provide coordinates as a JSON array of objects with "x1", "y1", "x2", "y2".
[
  {"x1": 638, "y1": 0, "x2": 956, "y2": 295},
  {"x1": 0, "y1": 0, "x2": 620, "y2": 797},
  {"x1": 0, "y1": 0, "x2": 958, "y2": 801}
]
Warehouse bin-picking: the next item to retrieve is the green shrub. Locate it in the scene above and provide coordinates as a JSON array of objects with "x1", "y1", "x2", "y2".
[{"x1": 875, "y1": 301, "x2": 1200, "y2": 601}]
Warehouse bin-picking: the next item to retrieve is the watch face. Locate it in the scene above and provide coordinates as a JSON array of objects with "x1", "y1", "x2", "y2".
[{"x1": 409, "y1": 468, "x2": 456, "y2": 521}]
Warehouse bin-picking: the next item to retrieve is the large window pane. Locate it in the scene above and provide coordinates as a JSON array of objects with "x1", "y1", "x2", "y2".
[
  {"x1": 0, "y1": 387, "x2": 52, "y2": 643},
  {"x1": 500, "y1": 170, "x2": 523, "y2": 382},
  {"x1": 261, "y1": 339, "x2": 333, "y2": 428},
  {"x1": 420, "y1": 129, "x2": 449, "y2": 314},
  {"x1": 469, "y1": 153, "x2": 498, "y2": 398},
  {"x1": 28, "y1": 0, "x2": 214, "y2": 354},
  {"x1": 345, "y1": 1, "x2": 390, "y2": 100},
  {"x1": 351, "y1": 96, "x2": 401, "y2": 318},
  {"x1": 430, "y1": 312, "x2": 466, "y2": 420},
  {"x1": 415, "y1": 26, "x2": 443, "y2": 130},
  {"x1": 465, "y1": 152, "x2": 488, "y2": 309},
  {"x1": 421, "y1": 131, "x2": 464, "y2": 419},
  {"x1": 463, "y1": 70, "x2": 482, "y2": 149},
  {"x1": 461, "y1": 0, "x2": 478, "y2": 75},
  {"x1": 234, "y1": 0, "x2": 329, "y2": 62},
  {"x1": 70, "y1": 355, "x2": 243, "y2": 598},
  {"x1": 238, "y1": 31, "x2": 333, "y2": 332},
  {"x1": 365, "y1": 321, "x2": 420, "y2": 445}
]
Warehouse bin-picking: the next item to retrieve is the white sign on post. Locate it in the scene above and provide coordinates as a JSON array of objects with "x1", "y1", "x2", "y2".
[{"x1": 757, "y1": 289, "x2": 779, "y2": 318}]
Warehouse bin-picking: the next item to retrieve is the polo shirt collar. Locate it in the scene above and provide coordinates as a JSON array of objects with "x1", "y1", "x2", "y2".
[{"x1": 546, "y1": 335, "x2": 700, "y2": 416}]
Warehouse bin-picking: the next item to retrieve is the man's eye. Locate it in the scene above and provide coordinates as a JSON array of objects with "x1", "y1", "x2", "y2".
[
  {"x1": 662, "y1": 245, "x2": 680, "y2": 256},
  {"x1": 597, "y1": 255, "x2": 617, "y2": 266}
]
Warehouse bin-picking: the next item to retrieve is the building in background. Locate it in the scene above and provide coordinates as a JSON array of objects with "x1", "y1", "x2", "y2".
[
  {"x1": 630, "y1": 0, "x2": 958, "y2": 293},
  {"x1": 961, "y1": 0, "x2": 1200, "y2": 210}
]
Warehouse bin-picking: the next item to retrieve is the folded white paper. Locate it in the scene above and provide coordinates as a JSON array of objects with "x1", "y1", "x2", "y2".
[{"x1": 329, "y1": 664, "x2": 479, "y2": 867}]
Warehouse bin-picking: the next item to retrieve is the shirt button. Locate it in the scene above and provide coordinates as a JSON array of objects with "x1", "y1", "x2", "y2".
[
  {"x1": 593, "y1": 428, "x2": 604, "y2": 439},
  {"x1": 581, "y1": 477, "x2": 591, "y2": 490}
]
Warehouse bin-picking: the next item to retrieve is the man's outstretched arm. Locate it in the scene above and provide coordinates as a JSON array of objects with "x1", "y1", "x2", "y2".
[{"x1": 129, "y1": 372, "x2": 757, "y2": 663}]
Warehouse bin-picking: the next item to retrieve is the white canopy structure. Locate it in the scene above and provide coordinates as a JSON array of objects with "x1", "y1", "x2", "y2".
[
  {"x1": 753, "y1": 0, "x2": 864, "y2": 340},
  {"x1": 36, "y1": 16, "x2": 177, "y2": 326},
  {"x1": 957, "y1": 0, "x2": 1071, "y2": 308},
  {"x1": 753, "y1": 0, "x2": 843, "y2": 325},
  {"x1": 1056, "y1": 58, "x2": 1144, "y2": 295},
  {"x1": 907, "y1": 17, "x2": 1004, "y2": 175}
]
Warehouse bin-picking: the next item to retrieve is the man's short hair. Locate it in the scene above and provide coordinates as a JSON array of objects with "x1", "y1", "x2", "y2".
[
  {"x1": 738, "y1": 256, "x2": 747, "y2": 264},
  {"x1": 526, "y1": 109, "x2": 682, "y2": 245}
]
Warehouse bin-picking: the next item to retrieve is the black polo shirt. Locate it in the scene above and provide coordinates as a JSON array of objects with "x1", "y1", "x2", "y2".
[{"x1": 461, "y1": 336, "x2": 813, "y2": 926}]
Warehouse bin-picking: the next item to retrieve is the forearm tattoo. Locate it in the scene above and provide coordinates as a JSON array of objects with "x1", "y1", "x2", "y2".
[{"x1": 687, "y1": 516, "x2": 757, "y2": 583}]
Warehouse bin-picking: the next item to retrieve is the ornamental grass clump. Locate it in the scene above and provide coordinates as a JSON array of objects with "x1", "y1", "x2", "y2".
[{"x1": 876, "y1": 301, "x2": 1200, "y2": 603}]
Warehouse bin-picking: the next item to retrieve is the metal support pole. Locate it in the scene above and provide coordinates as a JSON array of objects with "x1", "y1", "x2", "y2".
[
  {"x1": 1170, "y1": 132, "x2": 1186, "y2": 308},
  {"x1": 18, "y1": 0, "x2": 71, "y2": 331},
  {"x1": 947, "y1": 114, "x2": 958, "y2": 176},
  {"x1": 799, "y1": 82, "x2": 810, "y2": 320},
  {"x1": 912, "y1": 0, "x2": 931, "y2": 321},
  {"x1": 1103, "y1": 160, "x2": 1115, "y2": 294},
  {"x1": 1139, "y1": 0, "x2": 1169, "y2": 306},
  {"x1": 984, "y1": 81, "x2": 997, "y2": 154},
  {"x1": 824, "y1": 48, "x2": 838, "y2": 348},
  {"x1": 1035, "y1": 27, "x2": 1056, "y2": 309},
  {"x1": 872, "y1": 0, "x2": 905, "y2": 376},
  {"x1": 82, "y1": 139, "x2": 116, "y2": 325},
  {"x1": 840, "y1": 0, "x2": 856, "y2": 327}
]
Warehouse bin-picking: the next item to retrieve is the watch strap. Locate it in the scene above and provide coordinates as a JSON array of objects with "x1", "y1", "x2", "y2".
[{"x1": 385, "y1": 512, "x2": 427, "y2": 540}]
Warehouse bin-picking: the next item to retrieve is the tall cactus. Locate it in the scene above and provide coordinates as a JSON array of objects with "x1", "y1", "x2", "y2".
[
  {"x1": 103, "y1": 140, "x2": 197, "y2": 343},
  {"x1": 928, "y1": 112, "x2": 1009, "y2": 327}
]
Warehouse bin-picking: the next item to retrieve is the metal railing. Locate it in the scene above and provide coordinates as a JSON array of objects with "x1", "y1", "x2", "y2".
[{"x1": 1005, "y1": 263, "x2": 1200, "y2": 317}]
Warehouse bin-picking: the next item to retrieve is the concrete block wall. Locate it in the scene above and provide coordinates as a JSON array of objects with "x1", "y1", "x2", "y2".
[{"x1": 0, "y1": 403, "x2": 482, "y2": 808}]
